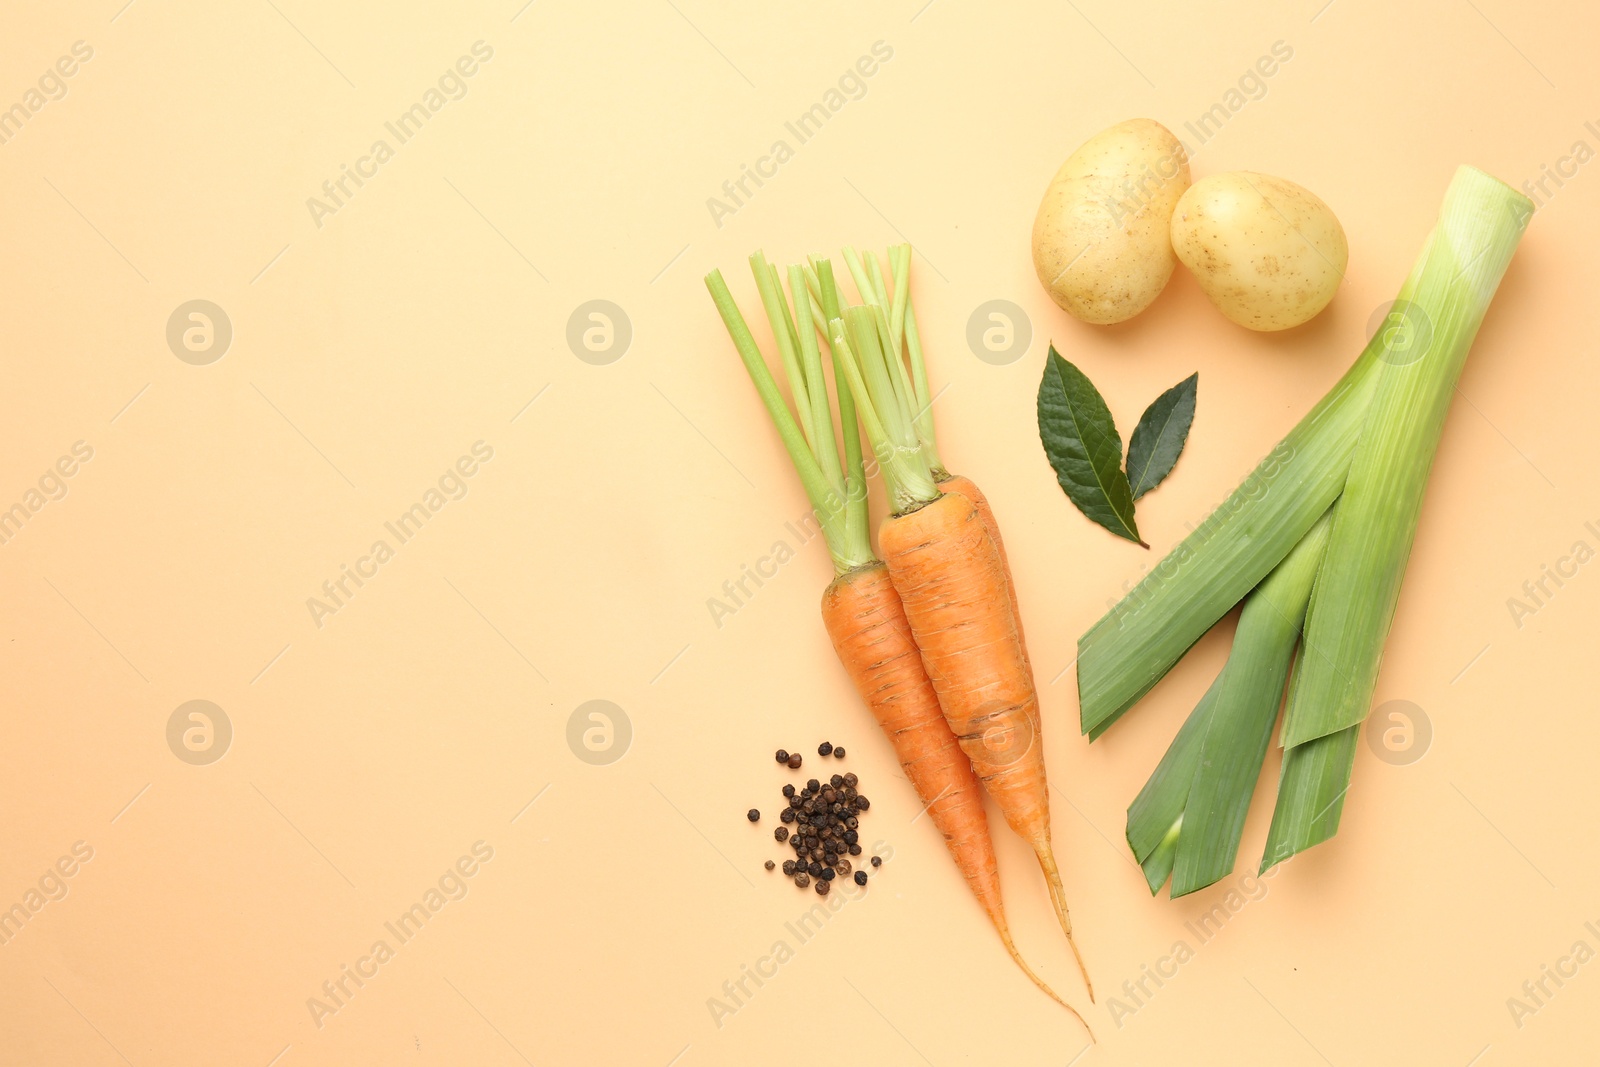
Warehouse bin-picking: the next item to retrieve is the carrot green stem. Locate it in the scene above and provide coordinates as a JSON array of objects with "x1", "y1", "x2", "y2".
[
  {"x1": 888, "y1": 244, "x2": 911, "y2": 359},
  {"x1": 841, "y1": 246, "x2": 877, "y2": 309},
  {"x1": 750, "y1": 253, "x2": 816, "y2": 456},
  {"x1": 811, "y1": 260, "x2": 870, "y2": 557},
  {"x1": 830, "y1": 308, "x2": 937, "y2": 513},
  {"x1": 843, "y1": 247, "x2": 916, "y2": 424},
  {"x1": 788, "y1": 264, "x2": 845, "y2": 502},
  {"x1": 902, "y1": 259, "x2": 947, "y2": 476},
  {"x1": 867, "y1": 245, "x2": 944, "y2": 478},
  {"x1": 706, "y1": 268, "x2": 870, "y2": 574}
]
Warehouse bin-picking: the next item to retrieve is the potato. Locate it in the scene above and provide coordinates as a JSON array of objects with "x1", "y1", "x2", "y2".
[
  {"x1": 1031, "y1": 118, "x2": 1190, "y2": 325},
  {"x1": 1171, "y1": 172, "x2": 1347, "y2": 331}
]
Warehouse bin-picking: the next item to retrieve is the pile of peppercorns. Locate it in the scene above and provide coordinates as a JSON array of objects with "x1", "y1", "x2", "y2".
[{"x1": 747, "y1": 741, "x2": 880, "y2": 896}]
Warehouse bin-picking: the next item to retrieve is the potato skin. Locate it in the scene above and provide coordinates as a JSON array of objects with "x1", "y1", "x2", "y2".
[
  {"x1": 1031, "y1": 118, "x2": 1190, "y2": 325},
  {"x1": 1171, "y1": 172, "x2": 1348, "y2": 331}
]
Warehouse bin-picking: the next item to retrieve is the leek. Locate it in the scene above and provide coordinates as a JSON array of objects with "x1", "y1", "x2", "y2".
[
  {"x1": 1281, "y1": 168, "x2": 1533, "y2": 747},
  {"x1": 1077, "y1": 340, "x2": 1382, "y2": 739},
  {"x1": 1079, "y1": 165, "x2": 1534, "y2": 876},
  {"x1": 1258, "y1": 168, "x2": 1533, "y2": 865}
]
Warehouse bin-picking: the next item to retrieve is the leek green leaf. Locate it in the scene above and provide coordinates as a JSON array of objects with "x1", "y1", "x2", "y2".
[
  {"x1": 1126, "y1": 679, "x2": 1217, "y2": 865},
  {"x1": 1260, "y1": 723, "x2": 1360, "y2": 873},
  {"x1": 1170, "y1": 510, "x2": 1331, "y2": 896}
]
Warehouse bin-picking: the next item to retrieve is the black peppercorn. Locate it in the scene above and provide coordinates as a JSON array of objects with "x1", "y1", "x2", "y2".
[
  {"x1": 782, "y1": 860, "x2": 796, "y2": 875},
  {"x1": 843, "y1": 772, "x2": 858, "y2": 787},
  {"x1": 807, "y1": 861, "x2": 823, "y2": 877},
  {"x1": 795, "y1": 872, "x2": 810, "y2": 888},
  {"x1": 871, "y1": 856, "x2": 882, "y2": 867},
  {"x1": 856, "y1": 796, "x2": 870, "y2": 810},
  {"x1": 806, "y1": 778, "x2": 820, "y2": 793},
  {"x1": 819, "y1": 867, "x2": 835, "y2": 881},
  {"x1": 829, "y1": 774, "x2": 844, "y2": 788},
  {"x1": 815, "y1": 878, "x2": 830, "y2": 896},
  {"x1": 833, "y1": 747, "x2": 846, "y2": 758},
  {"x1": 782, "y1": 783, "x2": 796, "y2": 798},
  {"x1": 764, "y1": 860, "x2": 775, "y2": 871},
  {"x1": 787, "y1": 753, "x2": 803, "y2": 769},
  {"x1": 818, "y1": 741, "x2": 833, "y2": 756},
  {"x1": 775, "y1": 749, "x2": 789, "y2": 764},
  {"x1": 775, "y1": 826, "x2": 789, "y2": 842},
  {"x1": 836, "y1": 858, "x2": 851, "y2": 874},
  {"x1": 848, "y1": 844, "x2": 862, "y2": 856},
  {"x1": 747, "y1": 809, "x2": 760, "y2": 822},
  {"x1": 854, "y1": 870, "x2": 868, "y2": 885},
  {"x1": 780, "y1": 808, "x2": 796, "y2": 824}
]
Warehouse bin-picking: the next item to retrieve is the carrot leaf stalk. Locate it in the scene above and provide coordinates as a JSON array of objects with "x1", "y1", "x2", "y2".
[
  {"x1": 704, "y1": 266, "x2": 870, "y2": 574},
  {"x1": 829, "y1": 306, "x2": 939, "y2": 512}
]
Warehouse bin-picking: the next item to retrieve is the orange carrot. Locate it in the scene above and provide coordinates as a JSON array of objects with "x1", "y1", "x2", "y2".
[
  {"x1": 822, "y1": 561, "x2": 1089, "y2": 1032},
  {"x1": 936, "y1": 473, "x2": 1028, "y2": 666},
  {"x1": 830, "y1": 294, "x2": 1092, "y2": 998},
  {"x1": 875, "y1": 490, "x2": 1093, "y2": 999},
  {"x1": 831, "y1": 249, "x2": 1030, "y2": 667},
  {"x1": 706, "y1": 260, "x2": 1088, "y2": 1032}
]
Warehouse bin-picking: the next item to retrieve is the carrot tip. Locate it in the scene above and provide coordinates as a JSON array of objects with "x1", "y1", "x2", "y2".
[
  {"x1": 1038, "y1": 847, "x2": 1095, "y2": 1002},
  {"x1": 998, "y1": 926, "x2": 1094, "y2": 1041},
  {"x1": 1067, "y1": 933, "x2": 1096, "y2": 1003}
]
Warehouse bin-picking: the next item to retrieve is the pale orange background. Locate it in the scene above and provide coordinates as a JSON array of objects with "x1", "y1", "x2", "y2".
[{"x1": 0, "y1": 1, "x2": 1596, "y2": 1064}]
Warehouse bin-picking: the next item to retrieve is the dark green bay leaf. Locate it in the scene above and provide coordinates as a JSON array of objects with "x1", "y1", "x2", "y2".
[
  {"x1": 1127, "y1": 372, "x2": 1197, "y2": 500},
  {"x1": 1036, "y1": 347, "x2": 1144, "y2": 546}
]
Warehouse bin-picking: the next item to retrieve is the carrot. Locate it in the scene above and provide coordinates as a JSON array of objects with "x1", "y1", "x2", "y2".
[
  {"x1": 827, "y1": 248, "x2": 1032, "y2": 666},
  {"x1": 877, "y1": 491, "x2": 1092, "y2": 998},
  {"x1": 706, "y1": 258, "x2": 1090, "y2": 1033},
  {"x1": 831, "y1": 297, "x2": 1094, "y2": 1001},
  {"x1": 936, "y1": 473, "x2": 1028, "y2": 666},
  {"x1": 822, "y1": 561, "x2": 1089, "y2": 1032}
]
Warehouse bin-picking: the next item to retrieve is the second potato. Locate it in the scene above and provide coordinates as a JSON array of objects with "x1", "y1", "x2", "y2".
[{"x1": 1170, "y1": 172, "x2": 1348, "y2": 331}]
